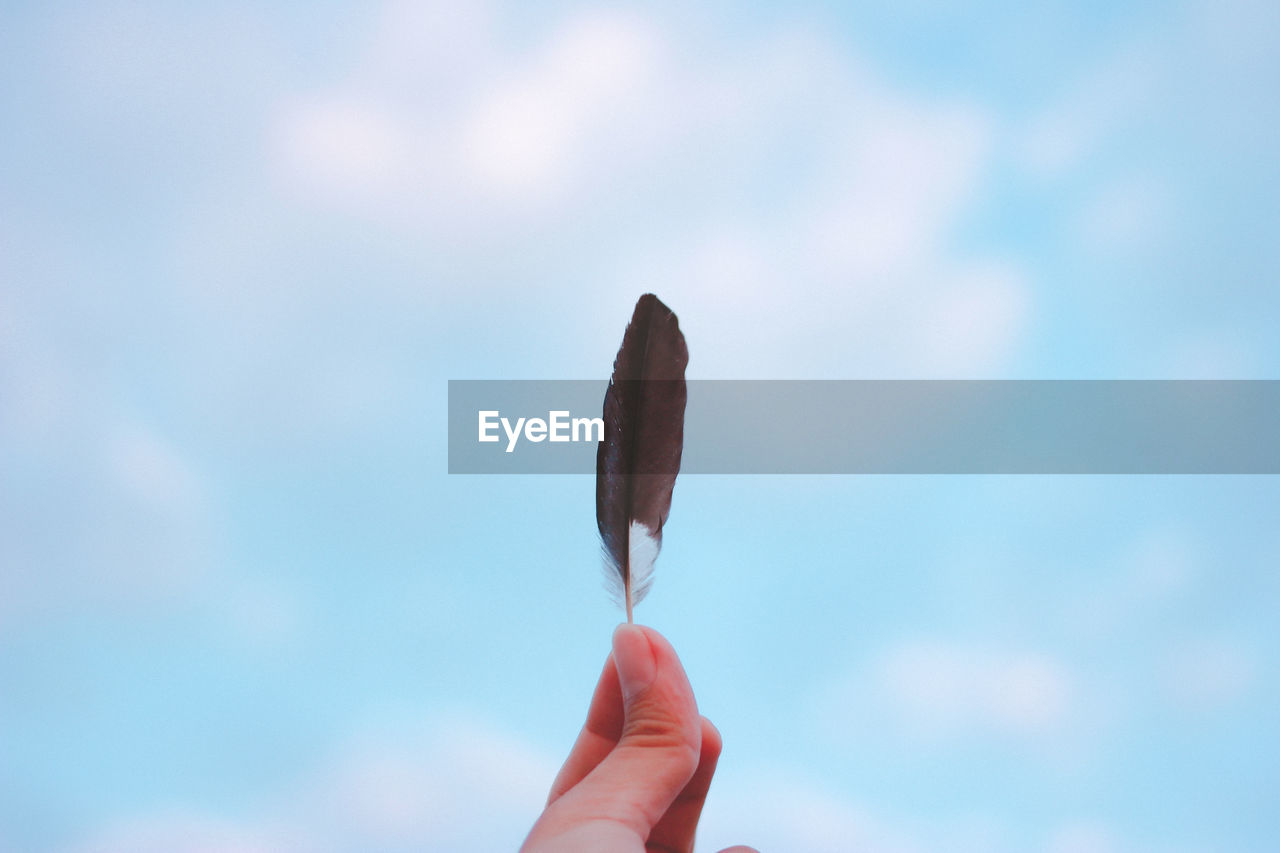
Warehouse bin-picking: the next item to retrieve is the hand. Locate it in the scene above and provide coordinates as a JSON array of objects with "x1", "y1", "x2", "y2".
[{"x1": 521, "y1": 624, "x2": 757, "y2": 853}]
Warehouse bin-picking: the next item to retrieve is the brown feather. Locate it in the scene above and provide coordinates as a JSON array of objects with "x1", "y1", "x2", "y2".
[{"x1": 596, "y1": 294, "x2": 688, "y2": 622}]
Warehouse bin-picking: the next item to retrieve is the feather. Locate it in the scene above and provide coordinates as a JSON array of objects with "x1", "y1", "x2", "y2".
[{"x1": 596, "y1": 293, "x2": 688, "y2": 623}]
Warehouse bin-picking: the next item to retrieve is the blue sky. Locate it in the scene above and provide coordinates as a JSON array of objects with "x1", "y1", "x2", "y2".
[{"x1": 2, "y1": 1, "x2": 1278, "y2": 851}]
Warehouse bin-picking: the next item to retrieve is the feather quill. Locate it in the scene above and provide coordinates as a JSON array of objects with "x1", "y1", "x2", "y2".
[{"x1": 596, "y1": 294, "x2": 688, "y2": 623}]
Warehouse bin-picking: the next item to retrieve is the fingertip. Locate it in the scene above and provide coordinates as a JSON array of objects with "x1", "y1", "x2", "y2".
[
  {"x1": 700, "y1": 716, "x2": 723, "y2": 761},
  {"x1": 629, "y1": 625, "x2": 690, "y2": 680},
  {"x1": 612, "y1": 623, "x2": 657, "y2": 699},
  {"x1": 614, "y1": 624, "x2": 699, "y2": 745},
  {"x1": 616, "y1": 624, "x2": 691, "y2": 682},
  {"x1": 631, "y1": 622, "x2": 674, "y2": 655},
  {"x1": 613, "y1": 621, "x2": 644, "y2": 642}
]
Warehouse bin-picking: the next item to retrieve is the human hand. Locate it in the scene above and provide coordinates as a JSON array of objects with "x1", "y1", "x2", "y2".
[{"x1": 521, "y1": 624, "x2": 757, "y2": 853}]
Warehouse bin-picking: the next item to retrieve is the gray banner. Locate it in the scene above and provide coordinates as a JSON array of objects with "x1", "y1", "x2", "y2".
[{"x1": 447, "y1": 380, "x2": 1280, "y2": 474}]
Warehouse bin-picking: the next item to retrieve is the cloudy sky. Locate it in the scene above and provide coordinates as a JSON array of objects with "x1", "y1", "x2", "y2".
[{"x1": 2, "y1": 0, "x2": 1278, "y2": 851}]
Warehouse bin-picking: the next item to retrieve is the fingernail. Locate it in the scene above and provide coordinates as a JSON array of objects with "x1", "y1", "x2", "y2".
[{"x1": 612, "y1": 624, "x2": 656, "y2": 700}]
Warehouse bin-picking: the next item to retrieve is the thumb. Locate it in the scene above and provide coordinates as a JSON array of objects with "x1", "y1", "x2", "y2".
[{"x1": 539, "y1": 624, "x2": 703, "y2": 845}]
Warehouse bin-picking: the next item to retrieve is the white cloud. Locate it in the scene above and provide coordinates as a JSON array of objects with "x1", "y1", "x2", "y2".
[
  {"x1": 269, "y1": 96, "x2": 412, "y2": 203},
  {"x1": 308, "y1": 713, "x2": 554, "y2": 848},
  {"x1": 0, "y1": 232, "x2": 221, "y2": 629},
  {"x1": 877, "y1": 641, "x2": 1074, "y2": 737},
  {"x1": 1015, "y1": 41, "x2": 1162, "y2": 179},
  {"x1": 908, "y1": 261, "x2": 1030, "y2": 375},
  {"x1": 795, "y1": 104, "x2": 987, "y2": 282},
  {"x1": 1122, "y1": 530, "x2": 1197, "y2": 600},
  {"x1": 618, "y1": 68, "x2": 1025, "y2": 376},
  {"x1": 1163, "y1": 638, "x2": 1256, "y2": 711},
  {"x1": 703, "y1": 768, "x2": 1031, "y2": 853},
  {"x1": 0, "y1": 412, "x2": 214, "y2": 632},
  {"x1": 701, "y1": 772, "x2": 924, "y2": 853},
  {"x1": 220, "y1": 575, "x2": 306, "y2": 651},
  {"x1": 84, "y1": 419, "x2": 212, "y2": 599},
  {"x1": 108, "y1": 420, "x2": 202, "y2": 511},
  {"x1": 361, "y1": 0, "x2": 499, "y2": 89},
  {"x1": 66, "y1": 714, "x2": 557, "y2": 853},
  {"x1": 269, "y1": 8, "x2": 669, "y2": 215},
  {"x1": 1073, "y1": 178, "x2": 1171, "y2": 255},
  {"x1": 68, "y1": 812, "x2": 294, "y2": 853},
  {"x1": 458, "y1": 11, "x2": 662, "y2": 199},
  {"x1": 61, "y1": 714, "x2": 1143, "y2": 853},
  {"x1": 1060, "y1": 527, "x2": 1198, "y2": 641},
  {"x1": 701, "y1": 768, "x2": 931, "y2": 850},
  {"x1": 813, "y1": 639, "x2": 1079, "y2": 750},
  {"x1": 259, "y1": 6, "x2": 1030, "y2": 378},
  {"x1": 1045, "y1": 820, "x2": 1121, "y2": 853}
]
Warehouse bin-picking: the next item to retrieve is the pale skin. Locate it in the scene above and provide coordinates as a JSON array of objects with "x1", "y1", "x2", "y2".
[{"x1": 522, "y1": 624, "x2": 757, "y2": 853}]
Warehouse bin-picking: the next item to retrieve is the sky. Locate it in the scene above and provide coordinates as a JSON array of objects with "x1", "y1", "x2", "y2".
[{"x1": 1, "y1": 0, "x2": 1278, "y2": 851}]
